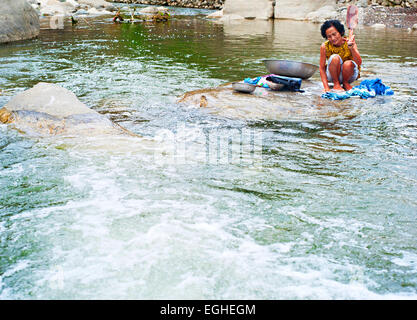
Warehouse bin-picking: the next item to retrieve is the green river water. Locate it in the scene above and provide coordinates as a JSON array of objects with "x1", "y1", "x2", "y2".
[{"x1": 0, "y1": 5, "x2": 416, "y2": 299}]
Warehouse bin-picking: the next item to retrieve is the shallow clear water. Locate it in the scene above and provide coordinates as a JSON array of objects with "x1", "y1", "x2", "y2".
[{"x1": 0, "y1": 6, "x2": 417, "y2": 299}]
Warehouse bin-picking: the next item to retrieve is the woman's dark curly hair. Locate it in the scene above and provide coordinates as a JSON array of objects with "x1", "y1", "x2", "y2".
[{"x1": 320, "y1": 20, "x2": 345, "y2": 39}]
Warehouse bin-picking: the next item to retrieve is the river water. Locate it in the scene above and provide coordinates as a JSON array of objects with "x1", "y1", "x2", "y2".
[{"x1": 0, "y1": 5, "x2": 416, "y2": 299}]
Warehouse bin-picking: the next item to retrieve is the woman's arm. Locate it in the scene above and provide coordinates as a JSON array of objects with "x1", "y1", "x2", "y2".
[
  {"x1": 319, "y1": 43, "x2": 330, "y2": 92},
  {"x1": 347, "y1": 35, "x2": 362, "y2": 67}
]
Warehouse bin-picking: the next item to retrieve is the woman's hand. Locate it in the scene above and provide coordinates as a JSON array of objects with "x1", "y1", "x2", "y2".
[
  {"x1": 346, "y1": 29, "x2": 356, "y2": 49},
  {"x1": 346, "y1": 32, "x2": 362, "y2": 67},
  {"x1": 347, "y1": 32, "x2": 356, "y2": 48}
]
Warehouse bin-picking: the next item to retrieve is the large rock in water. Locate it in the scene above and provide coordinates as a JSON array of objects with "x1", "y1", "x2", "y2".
[
  {"x1": 0, "y1": 83, "x2": 133, "y2": 136},
  {"x1": 0, "y1": 0, "x2": 40, "y2": 43},
  {"x1": 275, "y1": 0, "x2": 337, "y2": 22},
  {"x1": 223, "y1": 0, "x2": 275, "y2": 20},
  {"x1": 177, "y1": 83, "x2": 360, "y2": 121}
]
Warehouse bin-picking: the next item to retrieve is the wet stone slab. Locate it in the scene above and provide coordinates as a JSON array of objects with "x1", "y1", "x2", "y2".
[{"x1": 177, "y1": 82, "x2": 361, "y2": 121}]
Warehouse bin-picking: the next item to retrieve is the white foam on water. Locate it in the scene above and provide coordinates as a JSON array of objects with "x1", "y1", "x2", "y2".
[
  {"x1": 2, "y1": 170, "x2": 417, "y2": 299},
  {"x1": 0, "y1": 163, "x2": 24, "y2": 177},
  {"x1": 2, "y1": 260, "x2": 30, "y2": 279},
  {"x1": 1, "y1": 136, "x2": 416, "y2": 299},
  {"x1": 0, "y1": 260, "x2": 31, "y2": 299},
  {"x1": 392, "y1": 252, "x2": 417, "y2": 269}
]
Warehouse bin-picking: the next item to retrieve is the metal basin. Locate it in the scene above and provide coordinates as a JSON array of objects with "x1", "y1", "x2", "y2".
[
  {"x1": 232, "y1": 82, "x2": 256, "y2": 94},
  {"x1": 263, "y1": 60, "x2": 319, "y2": 79}
]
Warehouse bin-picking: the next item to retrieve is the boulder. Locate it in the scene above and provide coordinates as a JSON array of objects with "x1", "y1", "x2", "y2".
[
  {"x1": 139, "y1": 6, "x2": 169, "y2": 14},
  {"x1": 275, "y1": 0, "x2": 337, "y2": 21},
  {"x1": 305, "y1": 5, "x2": 339, "y2": 23},
  {"x1": 77, "y1": 0, "x2": 116, "y2": 12},
  {"x1": 223, "y1": 0, "x2": 275, "y2": 20},
  {"x1": 66, "y1": 0, "x2": 81, "y2": 9},
  {"x1": 140, "y1": 6, "x2": 159, "y2": 14},
  {"x1": 0, "y1": 83, "x2": 134, "y2": 136},
  {"x1": 87, "y1": 7, "x2": 113, "y2": 16},
  {"x1": 156, "y1": 7, "x2": 170, "y2": 14},
  {"x1": 0, "y1": 0, "x2": 40, "y2": 43},
  {"x1": 38, "y1": 0, "x2": 75, "y2": 16}
]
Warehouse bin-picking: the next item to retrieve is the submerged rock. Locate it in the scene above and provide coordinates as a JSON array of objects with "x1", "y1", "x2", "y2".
[
  {"x1": 0, "y1": 83, "x2": 135, "y2": 136},
  {"x1": 0, "y1": 0, "x2": 40, "y2": 43}
]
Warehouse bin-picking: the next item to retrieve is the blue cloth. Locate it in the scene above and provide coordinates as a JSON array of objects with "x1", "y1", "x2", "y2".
[
  {"x1": 321, "y1": 78, "x2": 394, "y2": 100},
  {"x1": 244, "y1": 74, "x2": 277, "y2": 89},
  {"x1": 244, "y1": 76, "x2": 267, "y2": 87},
  {"x1": 355, "y1": 78, "x2": 394, "y2": 95}
]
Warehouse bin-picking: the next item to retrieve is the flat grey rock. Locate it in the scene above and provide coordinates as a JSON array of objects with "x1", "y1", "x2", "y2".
[{"x1": 0, "y1": 83, "x2": 135, "y2": 136}]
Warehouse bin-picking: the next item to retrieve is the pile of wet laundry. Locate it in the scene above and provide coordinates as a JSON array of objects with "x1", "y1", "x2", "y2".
[{"x1": 322, "y1": 78, "x2": 394, "y2": 100}]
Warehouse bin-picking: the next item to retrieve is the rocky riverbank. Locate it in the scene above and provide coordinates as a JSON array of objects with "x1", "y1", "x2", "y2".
[
  {"x1": 2, "y1": 0, "x2": 416, "y2": 43},
  {"x1": 214, "y1": 0, "x2": 417, "y2": 29},
  {"x1": 360, "y1": 5, "x2": 417, "y2": 28},
  {"x1": 111, "y1": 0, "x2": 417, "y2": 29},
  {"x1": 345, "y1": 0, "x2": 417, "y2": 8},
  {"x1": 28, "y1": 0, "x2": 117, "y2": 21},
  {"x1": 22, "y1": 0, "x2": 417, "y2": 29},
  {"x1": 111, "y1": 0, "x2": 417, "y2": 9},
  {"x1": 112, "y1": 0, "x2": 224, "y2": 10}
]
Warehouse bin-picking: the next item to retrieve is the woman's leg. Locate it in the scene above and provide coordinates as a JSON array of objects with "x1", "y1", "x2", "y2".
[
  {"x1": 327, "y1": 54, "x2": 343, "y2": 91},
  {"x1": 341, "y1": 60, "x2": 356, "y2": 91}
]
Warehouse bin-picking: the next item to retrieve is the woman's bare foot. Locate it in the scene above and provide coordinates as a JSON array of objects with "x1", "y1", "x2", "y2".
[
  {"x1": 330, "y1": 88, "x2": 345, "y2": 93},
  {"x1": 332, "y1": 84, "x2": 345, "y2": 92},
  {"x1": 343, "y1": 83, "x2": 353, "y2": 91}
]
